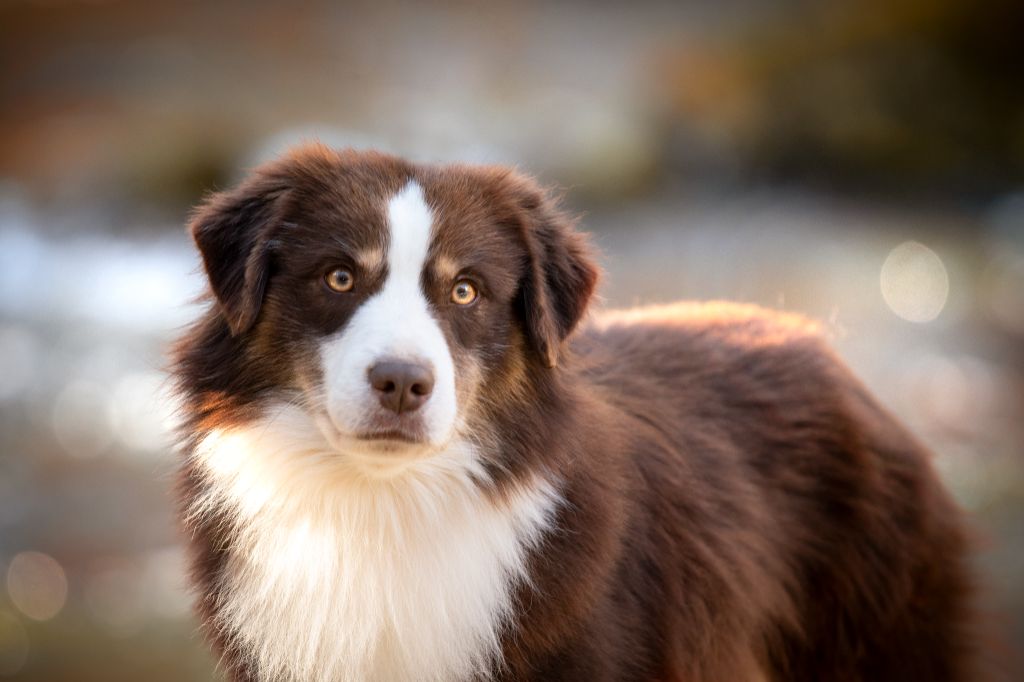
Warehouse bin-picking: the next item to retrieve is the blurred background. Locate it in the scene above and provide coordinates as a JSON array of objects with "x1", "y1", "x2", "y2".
[{"x1": 0, "y1": 0, "x2": 1022, "y2": 679}]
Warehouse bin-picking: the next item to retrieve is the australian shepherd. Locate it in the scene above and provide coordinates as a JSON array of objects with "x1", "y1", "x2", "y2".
[{"x1": 172, "y1": 144, "x2": 980, "y2": 681}]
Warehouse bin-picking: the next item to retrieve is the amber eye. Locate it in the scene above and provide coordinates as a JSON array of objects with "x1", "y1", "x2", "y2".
[
  {"x1": 450, "y1": 280, "x2": 478, "y2": 305},
  {"x1": 324, "y1": 268, "x2": 355, "y2": 292}
]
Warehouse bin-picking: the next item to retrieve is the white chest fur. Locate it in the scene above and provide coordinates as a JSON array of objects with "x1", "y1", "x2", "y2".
[{"x1": 190, "y1": 406, "x2": 560, "y2": 682}]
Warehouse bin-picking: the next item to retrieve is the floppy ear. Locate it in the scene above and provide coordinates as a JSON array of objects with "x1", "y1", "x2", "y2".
[
  {"x1": 189, "y1": 174, "x2": 291, "y2": 336},
  {"x1": 512, "y1": 179, "x2": 600, "y2": 368}
]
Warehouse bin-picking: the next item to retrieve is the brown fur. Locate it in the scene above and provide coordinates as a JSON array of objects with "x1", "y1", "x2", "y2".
[{"x1": 172, "y1": 145, "x2": 982, "y2": 681}]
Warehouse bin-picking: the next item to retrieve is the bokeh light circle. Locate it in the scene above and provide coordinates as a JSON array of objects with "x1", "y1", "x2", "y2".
[
  {"x1": 880, "y1": 241, "x2": 949, "y2": 323},
  {"x1": 6, "y1": 552, "x2": 68, "y2": 621}
]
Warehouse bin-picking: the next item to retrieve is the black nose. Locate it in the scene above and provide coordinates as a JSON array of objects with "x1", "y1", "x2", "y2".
[{"x1": 367, "y1": 361, "x2": 435, "y2": 414}]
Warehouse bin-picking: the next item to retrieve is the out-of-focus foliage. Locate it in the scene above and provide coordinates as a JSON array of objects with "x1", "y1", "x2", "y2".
[
  {"x1": 655, "y1": 0, "x2": 1024, "y2": 195},
  {"x1": 3, "y1": 0, "x2": 1023, "y2": 211}
]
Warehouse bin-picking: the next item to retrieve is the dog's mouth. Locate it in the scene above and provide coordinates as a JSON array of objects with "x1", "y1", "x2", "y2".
[
  {"x1": 315, "y1": 412, "x2": 431, "y2": 457},
  {"x1": 311, "y1": 409, "x2": 466, "y2": 479},
  {"x1": 355, "y1": 413, "x2": 429, "y2": 446},
  {"x1": 354, "y1": 428, "x2": 422, "y2": 444}
]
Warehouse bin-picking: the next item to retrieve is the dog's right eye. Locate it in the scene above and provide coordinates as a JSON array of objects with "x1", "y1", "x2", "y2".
[{"x1": 324, "y1": 268, "x2": 355, "y2": 292}]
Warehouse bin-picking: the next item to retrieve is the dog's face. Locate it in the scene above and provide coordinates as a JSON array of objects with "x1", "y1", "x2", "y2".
[{"x1": 188, "y1": 146, "x2": 597, "y2": 474}]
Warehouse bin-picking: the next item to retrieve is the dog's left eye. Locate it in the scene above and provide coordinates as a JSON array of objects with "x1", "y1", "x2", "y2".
[
  {"x1": 451, "y1": 280, "x2": 478, "y2": 306},
  {"x1": 324, "y1": 268, "x2": 355, "y2": 292}
]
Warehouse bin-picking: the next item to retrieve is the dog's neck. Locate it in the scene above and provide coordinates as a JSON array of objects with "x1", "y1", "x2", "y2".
[{"x1": 190, "y1": 403, "x2": 561, "y2": 682}]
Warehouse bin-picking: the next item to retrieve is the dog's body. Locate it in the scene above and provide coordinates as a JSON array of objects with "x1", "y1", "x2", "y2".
[{"x1": 173, "y1": 146, "x2": 979, "y2": 681}]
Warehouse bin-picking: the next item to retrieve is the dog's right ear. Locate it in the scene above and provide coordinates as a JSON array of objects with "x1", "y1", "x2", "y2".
[{"x1": 189, "y1": 173, "x2": 291, "y2": 336}]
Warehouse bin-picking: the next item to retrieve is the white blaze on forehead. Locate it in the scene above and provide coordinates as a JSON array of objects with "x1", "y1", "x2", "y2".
[
  {"x1": 387, "y1": 182, "x2": 433, "y2": 286},
  {"x1": 319, "y1": 181, "x2": 458, "y2": 449}
]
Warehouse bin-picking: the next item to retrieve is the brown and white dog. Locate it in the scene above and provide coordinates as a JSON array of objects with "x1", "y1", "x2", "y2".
[{"x1": 172, "y1": 145, "x2": 980, "y2": 681}]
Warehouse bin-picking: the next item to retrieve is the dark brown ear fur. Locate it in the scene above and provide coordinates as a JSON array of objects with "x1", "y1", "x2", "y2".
[
  {"x1": 189, "y1": 173, "x2": 292, "y2": 335},
  {"x1": 507, "y1": 176, "x2": 600, "y2": 368}
]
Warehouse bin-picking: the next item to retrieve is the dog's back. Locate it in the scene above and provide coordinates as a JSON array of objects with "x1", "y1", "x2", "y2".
[{"x1": 535, "y1": 301, "x2": 980, "y2": 681}]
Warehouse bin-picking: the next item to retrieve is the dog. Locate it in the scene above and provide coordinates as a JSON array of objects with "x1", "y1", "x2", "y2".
[{"x1": 172, "y1": 144, "x2": 980, "y2": 681}]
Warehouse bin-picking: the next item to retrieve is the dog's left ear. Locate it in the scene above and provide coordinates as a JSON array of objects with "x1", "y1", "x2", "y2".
[
  {"x1": 189, "y1": 172, "x2": 292, "y2": 336},
  {"x1": 509, "y1": 176, "x2": 600, "y2": 368}
]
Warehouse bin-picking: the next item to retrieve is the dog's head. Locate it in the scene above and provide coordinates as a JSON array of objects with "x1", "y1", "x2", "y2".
[{"x1": 187, "y1": 145, "x2": 598, "y2": 473}]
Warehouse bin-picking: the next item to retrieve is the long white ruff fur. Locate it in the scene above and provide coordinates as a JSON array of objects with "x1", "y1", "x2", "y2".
[{"x1": 189, "y1": 403, "x2": 560, "y2": 682}]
